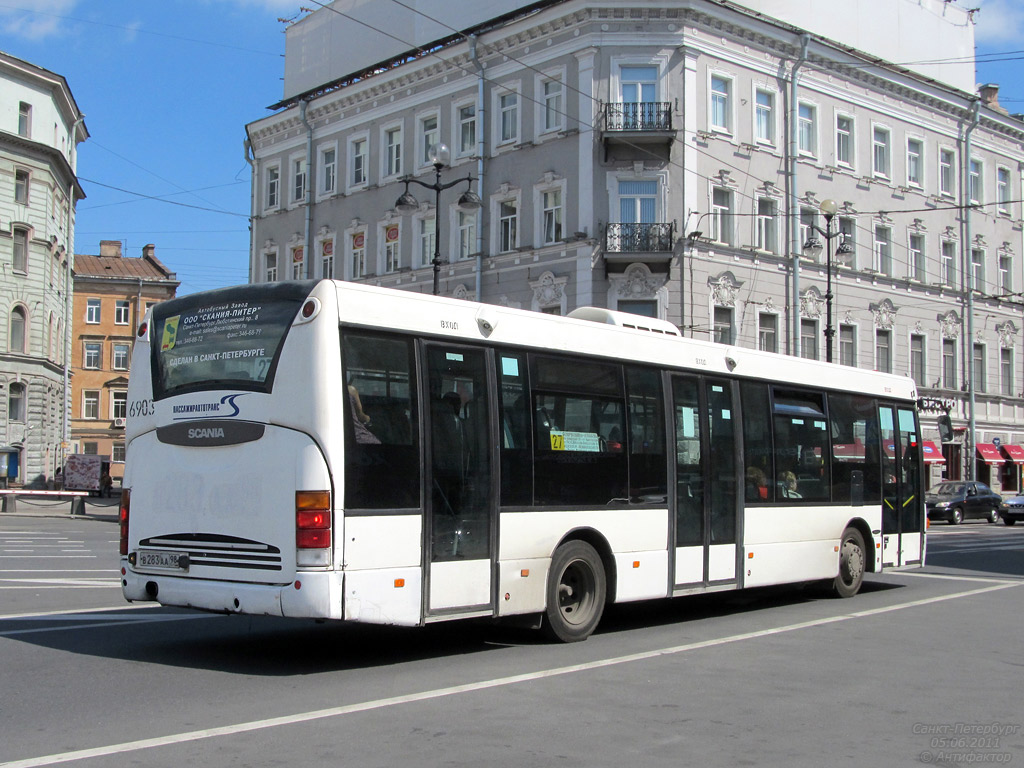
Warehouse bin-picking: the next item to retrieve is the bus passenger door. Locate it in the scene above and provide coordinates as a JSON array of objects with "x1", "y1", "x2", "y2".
[
  {"x1": 671, "y1": 375, "x2": 739, "y2": 588},
  {"x1": 880, "y1": 405, "x2": 924, "y2": 567},
  {"x1": 423, "y1": 344, "x2": 495, "y2": 615}
]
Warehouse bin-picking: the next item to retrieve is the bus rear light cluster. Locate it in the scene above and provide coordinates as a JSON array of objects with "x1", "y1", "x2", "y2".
[
  {"x1": 296, "y1": 491, "x2": 331, "y2": 567},
  {"x1": 119, "y1": 489, "x2": 130, "y2": 556}
]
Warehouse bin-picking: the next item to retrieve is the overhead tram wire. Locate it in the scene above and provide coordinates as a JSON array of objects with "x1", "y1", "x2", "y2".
[{"x1": 77, "y1": 177, "x2": 249, "y2": 218}]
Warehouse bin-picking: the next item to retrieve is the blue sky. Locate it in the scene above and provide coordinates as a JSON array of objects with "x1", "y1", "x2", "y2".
[{"x1": 2, "y1": 0, "x2": 1022, "y2": 297}]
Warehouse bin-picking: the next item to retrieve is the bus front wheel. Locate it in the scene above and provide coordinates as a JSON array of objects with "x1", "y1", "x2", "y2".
[
  {"x1": 543, "y1": 540, "x2": 607, "y2": 643},
  {"x1": 832, "y1": 527, "x2": 866, "y2": 599}
]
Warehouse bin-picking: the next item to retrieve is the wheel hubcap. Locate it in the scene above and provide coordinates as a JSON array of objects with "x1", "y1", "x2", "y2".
[
  {"x1": 558, "y1": 560, "x2": 596, "y2": 626},
  {"x1": 841, "y1": 539, "x2": 864, "y2": 586}
]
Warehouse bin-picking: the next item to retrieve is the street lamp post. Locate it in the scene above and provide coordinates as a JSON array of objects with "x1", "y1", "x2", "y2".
[
  {"x1": 394, "y1": 143, "x2": 482, "y2": 296},
  {"x1": 802, "y1": 198, "x2": 853, "y2": 363}
]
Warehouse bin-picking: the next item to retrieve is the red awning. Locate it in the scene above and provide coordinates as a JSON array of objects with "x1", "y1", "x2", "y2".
[
  {"x1": 833, "y1": 440, "x2": 865, "y2": 461},
  {"x1": 976, "y1": 443, "x2": 1004, "y2": 464},
  {"x1": 1001, "y1": 444, "x2": 1024, "y2": 462},
  {"x1": 921, "y1": 440, "x2": 945, "y2": 464}
]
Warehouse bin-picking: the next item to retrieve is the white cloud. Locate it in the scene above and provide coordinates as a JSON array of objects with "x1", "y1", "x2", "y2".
[
  {"x1": 973, "y1": 0, "x2": 1024, "y2": 46},
  {"x1": 0, "y1": 0, "x2": 79, "y2": 41}
]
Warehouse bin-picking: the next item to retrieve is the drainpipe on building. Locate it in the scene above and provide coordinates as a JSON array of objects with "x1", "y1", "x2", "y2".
[
  {"x1": 963, "y1": 98, "x2": 981, "y2": 481},
  {"x1": 470, "y1": 35, "x2": 487, "y2": 301},
  {"x1": 244, "y1": 130, "x2": 256, "y2": 284},
  {"x1": 299, "y1": 99, "x2": 314, "y2": 279},
  {"x1": 787, "y1": 34, "x2": 810, "y2": 357}
]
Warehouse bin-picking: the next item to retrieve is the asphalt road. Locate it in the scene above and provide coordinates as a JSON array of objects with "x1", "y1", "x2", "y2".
[{"x1": 1, "y1": 513, "x2": 1022, "y2": 768}]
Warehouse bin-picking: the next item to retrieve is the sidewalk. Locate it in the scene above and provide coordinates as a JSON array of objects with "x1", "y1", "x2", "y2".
[{"x1": 0, "y1": 493, "x2": 120, "y2": 523}]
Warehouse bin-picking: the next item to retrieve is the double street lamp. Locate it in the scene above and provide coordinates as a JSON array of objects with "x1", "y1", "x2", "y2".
[
  {"x1": 802, "y1": 198, "x2": 854, "y2": 363},
  {"x1": 395, "y1": 143, "x2": 482, "y2": 296}
]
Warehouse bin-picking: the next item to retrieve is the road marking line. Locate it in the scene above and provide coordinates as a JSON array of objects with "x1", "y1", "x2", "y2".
[
  {"x1": 0, "y1": 605, "x2": 152, "y2": 620},
  {"x1": 0, "y1": 579, "x2": 1018, "y2": 768},
  {"x1": 895, "y1": 572, "x2": 1021, "y2": 583},
  {"x1": 0, "y1": 614, "x2": 211, "y2": 637}
]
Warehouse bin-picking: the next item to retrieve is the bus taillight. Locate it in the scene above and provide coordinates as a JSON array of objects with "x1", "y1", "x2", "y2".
[
  {"x1": 296, "y1": 491, "x2": 331, "y2": 564},
  {"x1": 119, "y1": 489, "x2": 130, "y2": 556}
]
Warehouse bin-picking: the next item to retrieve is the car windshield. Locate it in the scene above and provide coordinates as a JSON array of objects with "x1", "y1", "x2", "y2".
[{"x1": 929, "y1": 482, "x2": 965, "y2": 496}]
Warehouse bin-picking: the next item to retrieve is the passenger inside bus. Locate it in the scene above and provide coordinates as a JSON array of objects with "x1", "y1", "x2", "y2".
[{"x1": 778, "y1": 470, "x2": 801, "y2": 498}]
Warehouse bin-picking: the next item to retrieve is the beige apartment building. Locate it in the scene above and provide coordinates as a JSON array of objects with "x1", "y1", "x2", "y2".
[{"x1": 70, "y1": 240, "x2": 178, "y2": 483}]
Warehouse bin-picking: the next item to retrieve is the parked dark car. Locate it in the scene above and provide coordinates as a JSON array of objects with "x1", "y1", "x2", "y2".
[
  {"x1": 925, "y1": 481, "x2": 1002, "y2": 525},
  {"x1": 998, "y1": 494, "x2": 1024, "y2": 525}
]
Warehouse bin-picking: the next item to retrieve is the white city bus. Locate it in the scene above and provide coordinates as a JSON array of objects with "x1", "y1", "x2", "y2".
[{"x1": 120, "y1": 280, "x2": 925, "y2": 642}]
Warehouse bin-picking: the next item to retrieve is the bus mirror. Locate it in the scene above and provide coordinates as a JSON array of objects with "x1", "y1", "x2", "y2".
[
  {"x1": 937, "y1": 414, "x2": 953, "y2": 443},
  {"x1": 476, "y1": 308, "x2": 498, "y2": 337}
]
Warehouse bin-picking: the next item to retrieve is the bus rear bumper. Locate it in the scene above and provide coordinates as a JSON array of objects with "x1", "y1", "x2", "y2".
[{"x1": 121, "y1": 561, "x2": 344, "y2": 619}]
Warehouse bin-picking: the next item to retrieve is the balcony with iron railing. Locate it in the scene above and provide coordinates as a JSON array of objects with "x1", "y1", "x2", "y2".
[
  {"x1": 601, "y1": 102, "x2": 675, "y2": 160},
  {"x1": 604, "y1": 223, "x2": 676, "y2": 264}
]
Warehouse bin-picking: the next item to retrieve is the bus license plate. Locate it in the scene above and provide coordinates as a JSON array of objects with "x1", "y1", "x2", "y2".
[{"x1": 138, "y1": 550, "x2": 188, "y2": 571}]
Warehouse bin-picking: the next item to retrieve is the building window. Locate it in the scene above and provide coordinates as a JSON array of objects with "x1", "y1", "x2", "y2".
[
  {"x1": 499, "y1": 91, "x2": 519, "y2": 144},
  {"x1": 836, "y1": 115, "x2": 853, "y2": 167},
  {"x1": 710, "y1": 75, "x2": 732, "y2": 132},
  {"x1": 620, "y1": 65, "x2": 657, "y2": 104},
  {"x1": 265, "y1": 165, "x2": 280, "y2": 209},
  {"x1": 292, "y1": 157, "x2": 306, "y2": 203},
  {"x1": 874, "y1": 226, "x2": 892, "y2": 275},
  {"x1": 350, "y1": 137, "x2": 368, "y2": 187},
  {"x1": 82, "y1": 442, "x2": 98, "y2": 455},
  {"x1": 1001, "y1": 348, "x2": 1014, "y2": 396},
  {"x1": 756, "y1": 198, "x2": 777, "y2": 253},
  {"x1": 798, "y1": 102, "x2": 816, "y2": 156},
  {"x1": 86, "y1": 298, "x2": 101, "y2": 324},
  {"x1": 618, "y1": 179, "x2": 657, "y2": 227},
  {"x1": 714, "y1": 307, "x2": 734, "y2": 344},
  {"x1": 83, "y1": 390, "x2": 99, "y2": 420},
  {"x1": 907, "y1": 138, "x2": 924, "y2": 187},
  {"x1": 112, "y1": 343, "x2": 130, "y2": 370},
  {"x1": 291, "y1": 246, "x2": 304, "y2": 279},
  {"x1": 970, "y1": 248, "x2": 985, "y2": 292},
  {"x1": 969, "y1": 159, "x2": 983, "y2": 204},
  {"x1": 941, "y1": 241, "x2": 957, "y2": 287},
  {"x1": 115, "y1": 300, "x2": 130, "y2": 325},
  {"x1": 838, "y1": 217, "x2": 856, "y2": 268},
  {"x1": 320, "y1": 146, "x2": 337, "y2": 194},
  {"x1": 758, "y1": 313, "x2": 777, "y2": 353},
  {"x1": 801, "y1": 319, "x2": 818, "y2": 360},
  {"x1": 321, "y1": 239, "x2": 335, "y2": 279},
  {"x1": 382, "y1": 223, "x2": 400, "y2": 273},
  {"x1": 799, "y1": 207, "x2": 817, "y2": 256},
  {"x1": 385, "y1": 127, "x2": 402, "y2": 178},
  {"x1": 872, "y1": 126, "x2": 891, "y2": 178},
  {"x1": 939, "y1": 149, "x2": 955, "y2": 197},
  {"x1": 542, "y1": 77, "x2": 564, "y2": 133},
  {"x1": 542, "y1": 189, "x2": 563, "y2": 245},
  {"x1": 18, "y1": 102, "x2": 31, "y2": 138},
  {"x1": 754, "y1": 89, "x2": 774, "y2": 144},
  {"x1": 8, "y1": 382, "x2": 25, "y2": 422},
  {"x1": 839, "y1": 325, "x2": 856, "y2": 367},
  {"x1": 84, "y1": 341, "x2": 102, "y2": 370},
  {"x1": 13, "y1": 228, "x2": 28, "y2": 273},
  {"x1": 942, "y1": 339, "x2": 956, "y2": 388},
  {"x1": 418, "y1": 216, "x2": 436, "y2": 268},
  {"x1": 974, "y1": 343, "x2": 987, "y2": 393},
  {"x1": 457, "y1": 105, "x2": 476, "y2": 156},
  {"x1": 9, "y1": 306, "x2": 26, "y2": 353},
  {"x1": 909, "y1": 234, "x2": 925, "y2": 282},
  {"x1": 265, "y1": 251, "x2": 278, "y2": 282},
  {"x1": 14, "y1": 169, "x2": 29, "y2": 205},
  {"x1": 112, "y1": 391, "x2": 128, "y2": 420},
  {"x1": 420, "y1": 114, "x2": 439, "y2": 166},
  {"x1": 498, "y1": 200, "x2": 518, "y2": 252},
  {"x1": 999, "y1": 254, "x2": 1012, "y2": 293},
  {"x1": 458, "y1": 211, "x2": 476, "y2": 259},
  {"x1": 711, "y1": 188, "x2": 733, "y2": 245},
  {"x1": 997, "y1": 167, "x2": 1011, "y2": 215},
  {"x1": 876, "y1": 330, "x2": 892, "y2": 373},
  {"x1": 112, "y1": 443, "x2": 126, "y2": 463},
  {"x1": 910, "y1": 334, "x2": 926, "y2": 386},
  {"x1": 350, "y1": 231, "x2": 366, "y2": 279}
]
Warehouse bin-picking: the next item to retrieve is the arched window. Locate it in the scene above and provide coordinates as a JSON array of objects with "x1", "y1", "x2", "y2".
[
  {"x1": 10, "y1": 306, "x2": 27, "y2": 353},
  {"x1": 9, "y1": 382, "x2": 26, "y2": 422}
]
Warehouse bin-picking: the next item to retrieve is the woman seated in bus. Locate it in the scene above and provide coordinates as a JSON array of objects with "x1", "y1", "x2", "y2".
[
  {"x1": 778, "y1": 470, "x2": 801, "y2": 498},
  {"x1": 348, "y1": 382, "x2": 380, "y2": 445},
  {"x1": 745, "y1": 466, "x2": 768, "y2": 502}
]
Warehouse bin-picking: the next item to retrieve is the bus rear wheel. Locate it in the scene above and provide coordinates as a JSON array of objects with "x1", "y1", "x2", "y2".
[
  {"x1": 832, "y1": 527, "x2": 866, "y2": 599},
  {"x1": 543, "y1": 540, "x2": 606, "y2": 643}
]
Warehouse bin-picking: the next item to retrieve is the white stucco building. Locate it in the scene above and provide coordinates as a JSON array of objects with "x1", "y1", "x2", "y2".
[{"x1": 246, "y1": 0, "x2": 1024, "y2": 489}]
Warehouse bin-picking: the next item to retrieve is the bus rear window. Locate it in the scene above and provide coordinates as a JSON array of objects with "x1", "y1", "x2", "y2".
[{"x1": 150, "y1": 282, "x2": 314, "y2": 398}]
